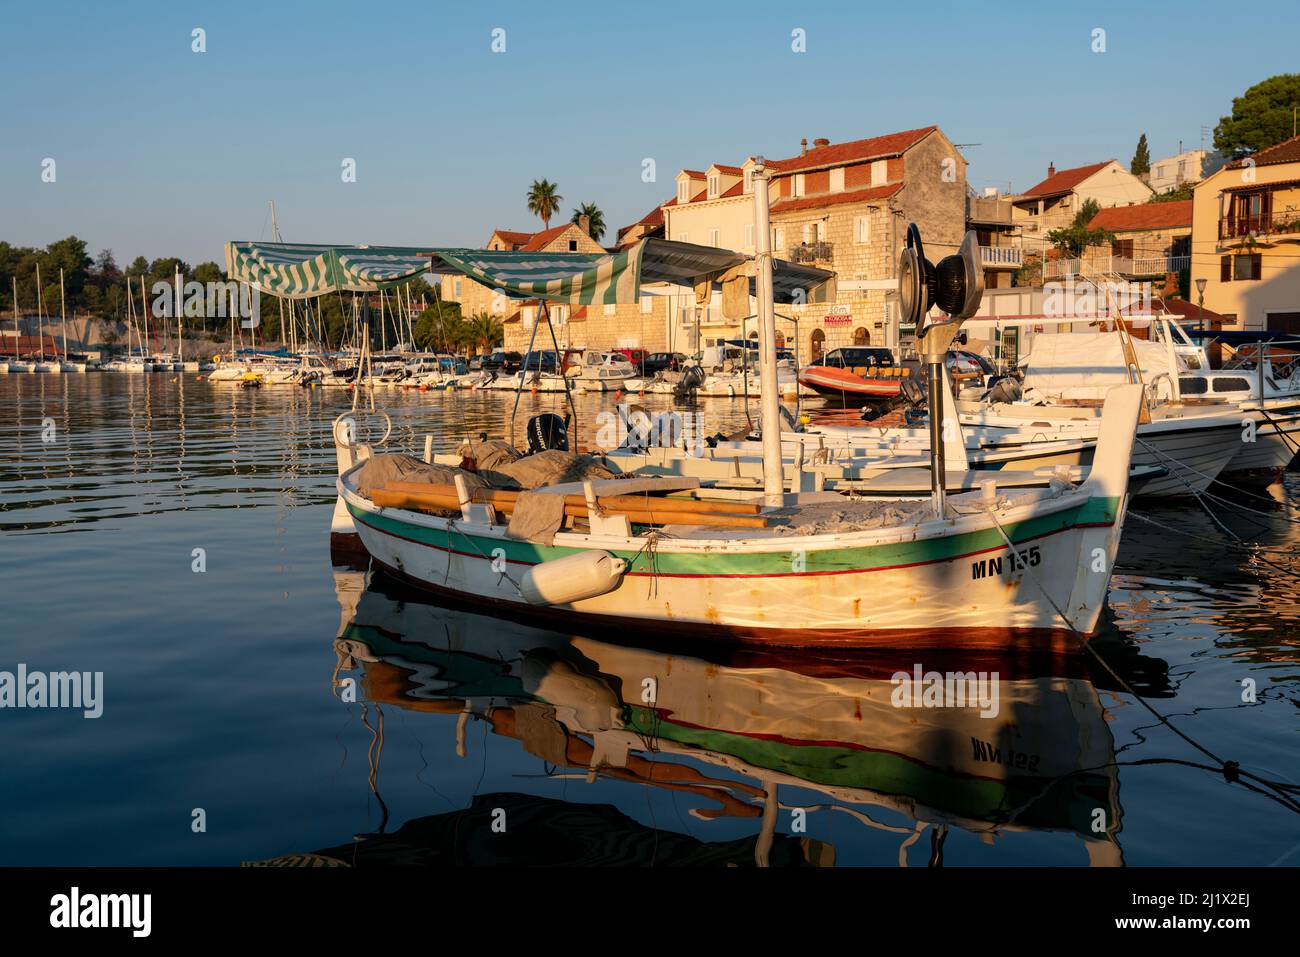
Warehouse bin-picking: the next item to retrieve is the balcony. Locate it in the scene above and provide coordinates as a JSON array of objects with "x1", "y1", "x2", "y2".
[
  {"x1": 1043, "y1": 254, "x2": 1190, "y2": 280},
  {"x1": 1219, "y1": 212, "x2": 1300, "y2": 242},
  {"x1": 979, "y1": 245, "x2": 1023, "y2": 269},
  {"x1": 966, "y1": 196, "x2": 1014, "y2": 226},
  {"x1": 788, "y1": 241, "x2": 833, "y2": 264}
]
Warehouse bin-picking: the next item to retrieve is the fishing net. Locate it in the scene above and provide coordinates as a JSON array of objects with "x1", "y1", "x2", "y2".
[{"x1": 355, "y1": 453, "x2": 487, "y2": 499}]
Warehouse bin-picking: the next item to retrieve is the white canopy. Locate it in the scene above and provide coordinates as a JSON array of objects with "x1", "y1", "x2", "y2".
[{"x1": 1019, "y1": 332, "x2": 1188, "y2": 401}]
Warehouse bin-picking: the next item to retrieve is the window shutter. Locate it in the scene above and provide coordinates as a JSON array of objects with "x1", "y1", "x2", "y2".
[
  {"x1": 1251, "y1": 253, "x2": 1262, "y2": 280},
  {"x1": 1220, "y1": 256, "x2": 1231, "y2": 282}
]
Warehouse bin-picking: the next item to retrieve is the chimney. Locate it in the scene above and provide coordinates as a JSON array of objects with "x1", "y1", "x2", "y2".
[
  {"x1": 813, "y1": 137, "x2": 830, "y2": 149},
  {"x1": 800, "y1": 137, "x2": 808, "y2": 157},
  {"x1": 577, "y1": 214, "x2": 590, "y2": 236},
  {"x1": 1047, "y1": 162, "x2": 1056, "y2": 178}
]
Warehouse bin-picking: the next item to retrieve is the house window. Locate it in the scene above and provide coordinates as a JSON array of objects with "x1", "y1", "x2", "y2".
[
  {"x1": 677, "y1": 181, "x2": 689, "y2": 203},
  {"x1": 453, "y1": 279, "x2": 463, "y2": 298},
  {"x1": 708, "y1": 229, "x2": 720, "y2": 247},
  {"x1": 870, "y1": 160, "x2": 887, "y2": 186},
  {"x1": 792, "y1": 174, "x2": 806, "y2": 197},
  {"x1": 744, "y1": 224, "x2": 754, "y2": 249},
  {"x1": 854, "y1": 216, "x2": 869, "y2": 245},
  {"x1": 569, "y1": 239, "x2": 578, "y2": 251},
  {"x1": 743, "y1": 168, "x2": 753, "y2": 193},
  {"x1": 829, "y1": 167, "x2": 845, "y2": 192},
  {"x1": 708, "y1": 174, "x2": 719, "y2": 198},
  {"x1": 802, "y1": 223, "x2": 813, "y2": 244},
  {"x1": 1235, "y1": 253, "x2": 1262, "y2": 281},
  {"x1": 1112, "y1": 239, "x2": 1134, "y2": 259},
  {"x1": 773, "y1": 227, "x2": 785, "y2": 251},
  {"x1": 676, "y1": 232, "x2": 689, "y2": 243},
  {"x1": 604, "y1": 303, "x2": 616, "y2": 316},
  {"x1": 522, "y1": 306, "x2": 535, "y2": 327},
  {"x1": 640, "y1": 296, "x2": 652, "y2": 314}
]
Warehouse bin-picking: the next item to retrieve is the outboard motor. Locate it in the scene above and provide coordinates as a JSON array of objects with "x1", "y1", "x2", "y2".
[
  {"x1": 860, "y1": 375, "x2": 928, "y2": 422},
  {"x1": 673, "y1": 364, "x2": 706, "y2": 400},
  {"x1": 984, "y1": 375, "x2": 1021, "y2": 404},
  {"x1": 526, "y1": 413, "x2": 569, "y2": 453}
]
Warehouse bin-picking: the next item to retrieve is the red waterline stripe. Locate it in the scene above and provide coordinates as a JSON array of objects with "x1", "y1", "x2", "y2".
[{"x1": 350, "y1": 509, "x2": 1114, "y2": 580}]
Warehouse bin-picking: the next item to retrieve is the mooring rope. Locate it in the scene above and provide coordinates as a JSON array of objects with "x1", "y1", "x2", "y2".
[{"x1": 978, "y1": 503, "x2": 1299, "y2": 809}]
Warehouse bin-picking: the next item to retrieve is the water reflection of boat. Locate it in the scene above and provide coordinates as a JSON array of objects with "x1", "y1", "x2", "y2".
[{"x1": 305, "y1": 565, "x2": 1139, "y2": 866}]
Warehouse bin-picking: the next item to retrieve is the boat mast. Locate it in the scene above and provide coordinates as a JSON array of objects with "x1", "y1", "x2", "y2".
[
  {"x1": 35, "y1": 263, "x2": 43, "y2": 359},
  {"x1": 175, "y1": 266, "x2": 184, "y2": 364},
  {"x1": 750, "y1": 158, "x2": 784, "y2": 507},
  {"x1": 11, "y1": 277, "x2": 19, "y2": 363},
  {"x1": 59, "y1": 268, "x2": 67, "y2": 360}
]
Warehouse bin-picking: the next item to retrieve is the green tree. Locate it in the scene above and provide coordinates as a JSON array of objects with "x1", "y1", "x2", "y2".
[
  {"x1": 1148, "y1": 182, "x2": 1196, "y2": 203},
  {"x1": 1045, "y1": 199, "x2": 1111, "y2": 256},
  {"x1": 193, "y1": 261, "x2": 225, "y2": 284},
  {"x1": 1213, "y1": 73, "x2": 1300, "y2": 157},
  {"x1": 125, "y1": 256, "x2": 150, "y2": 278},
  {"x1": 466, "y1": 312, "x2": 504, "y2": 353},
  {"x1": 569, "y1": 202, "x2": 606, "y2": 242},
  {"x1": 527, "y1": 179, "x2": 563, "y2": 228},
  {"x1": 1130, "y1": 133, "x2": 1151, "y2": 175}
]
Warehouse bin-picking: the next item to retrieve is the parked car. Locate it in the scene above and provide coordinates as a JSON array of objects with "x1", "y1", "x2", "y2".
[
  {"x1": 808, "y1": 347, "x2": 896, "y2": 371},
  {"x1": 481, "y1": 350, "x2": 522, "y2": 372},
  {"x1": 467, "y1": 354, "x2": 484, "y2": 371},
  {"x1": 642, "y1": 352, "x2": 688, "y2": 375},
  {"x1": 947, "y1": 349, "x2": 995, "y2": 378},
  {"x1": 520, "y1": 350, "x2": 560, "y2": 372},
  {"x1": 615, "y1": 348, "x2": 649, "y2": 373}
]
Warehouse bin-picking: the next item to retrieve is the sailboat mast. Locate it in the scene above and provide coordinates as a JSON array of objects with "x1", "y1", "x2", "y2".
[
  {"x1": 11, "y1": 277, "x2": 19, "y2": 363},
  {"x1": 175, "y1": 267, "x2": 184, "y2": 363},
  {"x1": 750, "y1": 158, "x2": 784, "y2": 507},
  {"x1": 59, "y1": 268, "x2": 67, "y2": 360},
  {"x1": 35, "y1": 263, "x2": 43, "y2": 359},
  {"x1": 139, "y1": 276, "x2": 151, "y2": 355}
]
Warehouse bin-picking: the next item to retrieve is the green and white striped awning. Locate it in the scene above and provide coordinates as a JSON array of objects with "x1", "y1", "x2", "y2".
[{"x1": 224, "y1": 238, "x2": 832, "y2": 304}]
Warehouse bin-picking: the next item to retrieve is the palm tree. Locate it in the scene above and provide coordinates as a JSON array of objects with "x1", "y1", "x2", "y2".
[
  {"x1": 527, "y1": 179, "x2": 563, "y2": 229},
  {"x1": 570, "y1": 202, "x2": 606, "y2": 243},
  {"x1": 468, "y1": 313, "x2": 504, "y2": 354}
]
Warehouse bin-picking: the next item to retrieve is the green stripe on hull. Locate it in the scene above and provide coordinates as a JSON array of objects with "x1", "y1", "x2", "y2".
[
  {"x1": 347, "y1": 495, "x2": 1119, "y2": 577},
  {"x1": 621, "y1": 705, "x2": 1109, "y2": 833}
]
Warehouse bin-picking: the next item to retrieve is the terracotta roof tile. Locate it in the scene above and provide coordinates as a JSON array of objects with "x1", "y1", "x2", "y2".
[
  {"x1": 768, "y1": 126, "x2": 936, "y2": 175},
  {"x1": 490, "y1": 229, "x2": 533, "y2": 247},
  {"x1": 1087, "y1": 200, "x2": 1192, "y2": 232},
  {"x1": 771, "y1": 183, "x2": 901, "y2": 213},
  {"x1": 1228, "y1": 134, "x2": 1300, "y2": 169},
  {"x1": 519, "y1": 224, "x2": 573, "y2": 252},
  {"x1": 1019, "y1": 161, "x2": 1112, "y2": 199}
]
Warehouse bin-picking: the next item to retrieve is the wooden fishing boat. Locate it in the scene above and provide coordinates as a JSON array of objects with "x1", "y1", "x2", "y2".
[
  {"x1": 227, "y1": 183, "x2": 1145, "y2": 652},
  {"x1": 327, "y1": 568, "x2": 1126, "y2": 861}
]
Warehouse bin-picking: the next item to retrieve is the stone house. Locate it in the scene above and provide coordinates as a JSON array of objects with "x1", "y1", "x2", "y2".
[
  {"x1": 662, "y1": 126, "x2": 971, "y2": 361},
  {"x1": 439, "y1": 220, "x2": 675, "y2": 355},
  {"x1": 1013, "y1": 161, "x2": 1154, "y2": 260}
]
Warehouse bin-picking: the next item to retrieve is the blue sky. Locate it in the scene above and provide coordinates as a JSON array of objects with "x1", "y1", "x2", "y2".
[{"x1": 2, "y1": 0, "x2": 1295, "y2": 266}]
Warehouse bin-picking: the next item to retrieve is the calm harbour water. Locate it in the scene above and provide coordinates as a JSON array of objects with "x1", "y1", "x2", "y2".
[{"x1": 1, "y1": 373, "x2": 1297, "y2": 866}]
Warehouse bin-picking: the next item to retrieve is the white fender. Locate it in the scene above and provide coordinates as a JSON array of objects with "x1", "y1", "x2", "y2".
[{"x1": 521, "y1": 550, "x2": 627, "y2": 605}]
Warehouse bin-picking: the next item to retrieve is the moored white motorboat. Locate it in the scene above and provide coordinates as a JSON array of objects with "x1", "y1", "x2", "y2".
[{"x1": 569, "y1": 351, "x2": 636, "y2": 392}]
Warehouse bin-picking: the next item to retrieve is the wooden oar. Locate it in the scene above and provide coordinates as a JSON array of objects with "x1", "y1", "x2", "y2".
[
  {"x1": 381, "y1": 481, "x2": 762, "y2": 515},
  {"x1": 368, "y1": 489, "x2": 769, "y2": 529}
]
